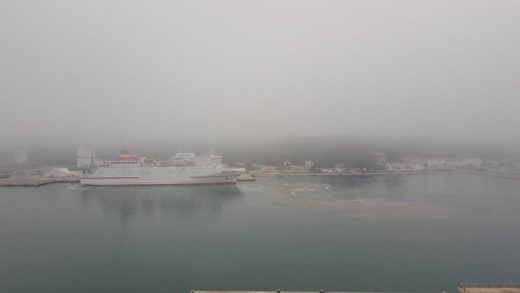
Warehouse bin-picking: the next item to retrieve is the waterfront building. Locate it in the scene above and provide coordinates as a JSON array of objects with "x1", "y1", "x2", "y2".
[
  {"x1": 321, "y1": 168, "x2": 334, "y2": 174},
  {"x1": 304, "y1": 160, "x2": 314, "y2": 169},
  {"x1": 334, "y1": 163, "x2": 346, "y2": 173},
  {"x1": 425, "y1": 159, "x2": 449, "y2": 170},
  {"x1": 385, "y1": 162, "x2": 424, "y2": 172},
  {"x1": 250, "y1": 164, "x2": 280, "y2": 175},
  {"x1": 282, "y1": 160, "x2": 312, "y2": 173},
  {"x1": 261, "y1": 166, "x2": 280, "y2": 175},
  {"x1": 485, "y1": 160, "x2": 500, "y2": 169},
  {"x1": 438, "y1": 158, "x2": 484, "y2": 170},
  {"x1": 401, "y1": 155, "x2": 423, "y2": 164},
  {"x1": 461, "y1": 158, "x2": 484, "y2": 169},
  {"x1": 370, "y1": 152, "x2": 387, "y2": 167},
  {"x1": 44, "y1": 168, "x2": 75, "y2": 178},
  {"x1": 77, "y1": 146, "x2": 95, "y2": 168}
]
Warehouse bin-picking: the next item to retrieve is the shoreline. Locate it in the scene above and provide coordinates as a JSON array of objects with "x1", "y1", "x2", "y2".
[
  {"x1": 251, "y1": 170, "x2": 520, "y2": 180},
  {"x1": 0, "y1": 176, "x2": 80, "y2": 187},
  {"x1": 253, "y1": 170, "x2": 457, "y2": 177},
  {"x1": 2, "y1": 170, "x2": 519, "y2": 187}
]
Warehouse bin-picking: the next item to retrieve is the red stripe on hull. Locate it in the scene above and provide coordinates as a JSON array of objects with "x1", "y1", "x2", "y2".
[
  {"x1": 81, "y1": 181, "x2": 237, "y2": 187},
  {"x1": 190, "y1": 175, "x2": 231, "y2": 179},
  {"x1": 81, "y1": 177, "x2": 139, "y2": 180}
]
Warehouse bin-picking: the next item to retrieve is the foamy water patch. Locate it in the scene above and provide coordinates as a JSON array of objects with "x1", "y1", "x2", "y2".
[
  {"x1": 288, "y1": 183, "x2": 332, "y2": 196},
  {"x1": 278, "y1": 194, "x2": 457, "y2": 222},
  {"x1": 238, "y1": 184, "x2": 266, "y2": 192}
]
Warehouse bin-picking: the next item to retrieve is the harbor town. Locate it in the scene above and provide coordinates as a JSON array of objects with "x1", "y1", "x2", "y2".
[{"x1": 2, "y1": 146, "x2": 520, "y2": 186}]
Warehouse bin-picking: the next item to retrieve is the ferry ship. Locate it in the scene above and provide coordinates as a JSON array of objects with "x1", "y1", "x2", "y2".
[{"x1": 80, "y1": 151, "x2": 245, "y2": 186}]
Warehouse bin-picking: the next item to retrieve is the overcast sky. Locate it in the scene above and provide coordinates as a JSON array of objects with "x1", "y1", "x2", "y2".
[{"x1": 1, "y1": 0, "x2": 519, "y2": 147}]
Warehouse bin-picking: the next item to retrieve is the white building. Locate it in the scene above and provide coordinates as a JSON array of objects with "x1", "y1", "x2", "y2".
[
  {"x1": 250, "y1": 164, "x2": 281, "y2": 175},
  {"x1": 386, "y1": 162, "x2": 424, "y2": 172},
  {"x1": 439, "y1": 158, "x2": 484, "y2": 170},
  {"x1": 370, "y1": 152, "x2": 387, "y2": 166},
  {"x1": 461, "y1": 158, "x2": 484, "y2": 169},
  {"x1": 426, "y1": 159, "x2": 449, "y2": 170},
  {"x1": 424, "y1": 158, "x2": 484, "y2": 170},
  {"x1": 334, "y1": 163, "x2": 346, "y2": 172},
  {"x1": 44, "y1": 168, "x2": 75, "y2": 178},
  {"x1": 261, "y1": 166, "x2": 280, "y2": 175},
  {"x1": 282, "y1": 160, "x2": 313, "y2": 173},
  {"x1": 77, "y1": 146, "x2": 95, "y2": 168},
  {"x1": 401, "y1": 155, "x2": 422, "y2": 163},
  {"x1": 304, "y1": 160, "x2": 314, "y2": 169},
  {"x1": 485, "y1": 160, "x2": 500, "y2": 168},
  {"x1": 321, "y1": 168, "x2": 334, "y2": 174}
]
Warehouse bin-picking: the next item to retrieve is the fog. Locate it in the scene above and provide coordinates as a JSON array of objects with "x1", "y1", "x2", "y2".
[{"x1": 1, "y1": 0, "x2": 519, "y2": 149}]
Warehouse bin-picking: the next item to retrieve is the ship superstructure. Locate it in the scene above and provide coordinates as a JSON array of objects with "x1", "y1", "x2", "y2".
[{"x1": 80, "y1": 150, "x2": 245, "y2": 186}]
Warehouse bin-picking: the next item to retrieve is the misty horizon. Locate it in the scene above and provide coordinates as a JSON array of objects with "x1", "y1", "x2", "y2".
[
  {"x1": 2, "y1": 0, "x2": 519, "y2": 148},
  {"x1": 2, "y1": 134, "x2": 520, "y2": 169}
]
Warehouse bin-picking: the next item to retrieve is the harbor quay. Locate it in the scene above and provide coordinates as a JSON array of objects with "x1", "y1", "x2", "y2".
[
  {"x1": 190, "y1": 285, "x2": 520, "y2": 293},
  {"x1": 0, "y1": 175, "x2": 79, "y2": 186},
  {"x1": 458, "y1": 284, "x2": 520, "y2": 293},
  {"x1": 2, "y1": 146, "x2": 520, "y2": 187},
  {"x1": 2, "y1": 169, "x2": 520, "y2": 187},
  {"x1": 191, "y1": 291, "x2": 398, "y2": 293}
]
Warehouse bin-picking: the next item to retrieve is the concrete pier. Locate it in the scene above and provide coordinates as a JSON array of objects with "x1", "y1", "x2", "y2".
[
  {"x1": 192, "y1": 291, "x2": 363, "y2": 293},
  {"x1": 192, "y1": 287, "x2": 520, "y2": 293},
  {"x1": 458, "y1": 284, "x2": 520, "y2": 293},
  {"x1": 0, "y1": 176, "x2": 79, "y2": 186}
]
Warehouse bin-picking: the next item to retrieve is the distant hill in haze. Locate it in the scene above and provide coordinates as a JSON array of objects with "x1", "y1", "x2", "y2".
[
  {"x1": 221, "y1": 135, "x2": 520, "y2": 168},
  {"x1": 221, "y1": 135, "x2": 382, "y2": 169},
  {"x1": 1, "y1": 135, "x2": 519, "y2": 168}
]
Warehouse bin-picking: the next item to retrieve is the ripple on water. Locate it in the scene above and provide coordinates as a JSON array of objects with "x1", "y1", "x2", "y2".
[{"x1": 288, "y1": 183, "x2": 332, "y2": 195}]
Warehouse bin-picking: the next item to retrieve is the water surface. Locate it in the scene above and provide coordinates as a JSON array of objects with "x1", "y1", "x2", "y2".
[{"x1": 1, "y1": 174, "x2": 519, "y2": 293}]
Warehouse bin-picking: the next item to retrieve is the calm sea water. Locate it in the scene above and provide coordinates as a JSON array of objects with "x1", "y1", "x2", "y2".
[{"x1": 1, "y1": 174, "x2": 520, "y2": 293}]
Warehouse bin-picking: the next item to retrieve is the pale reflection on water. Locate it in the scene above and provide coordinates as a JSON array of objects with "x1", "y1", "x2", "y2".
[{"x1": 78, "y1": 185, "x2": 243, "y2": 221}]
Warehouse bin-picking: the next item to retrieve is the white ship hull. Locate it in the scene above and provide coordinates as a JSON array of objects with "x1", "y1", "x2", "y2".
[{"x1": 81, "y1": 166, "x2": 245, "y2": 186}]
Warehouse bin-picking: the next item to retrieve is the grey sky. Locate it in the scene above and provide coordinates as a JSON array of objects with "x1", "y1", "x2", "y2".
[{"x1": 1, "y1": 0, "x2": 519, "y2": 147}]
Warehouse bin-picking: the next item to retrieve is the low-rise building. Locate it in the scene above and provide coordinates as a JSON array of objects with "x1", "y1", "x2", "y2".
[
  {"x1": 77, "y1": 146, "x2": 95, "y2": 168},
  {"x1": 426, "y1": 159, "x2": 449, "y2": 170},
  {"x1": 386, "y1": 162, "x2": 424, "y2": 172},
  {"x1": 250, "y1": 164, "x2": 280, "y2": 175},
  {"x1": 334, "y1": 163, "x2": 346, "y2": 173},
  {"x1": 282, "y1": 160, "x2": 313, "y2": 173},
  {"x1": 304, "y1": 160, "x2": 314, "y2": 169},
  {"x1": 321, "y1": 168, "x2": 334, "y2": 174},
  {"x1": 370, "y1": 152, "x2": 387, "y2": 167},
  {"x1": 44, "y1": 168, "x2": 76, "y2": 178},
  {"x1": 461, "y1": 158, "x2": 484, "y2": 169}
]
